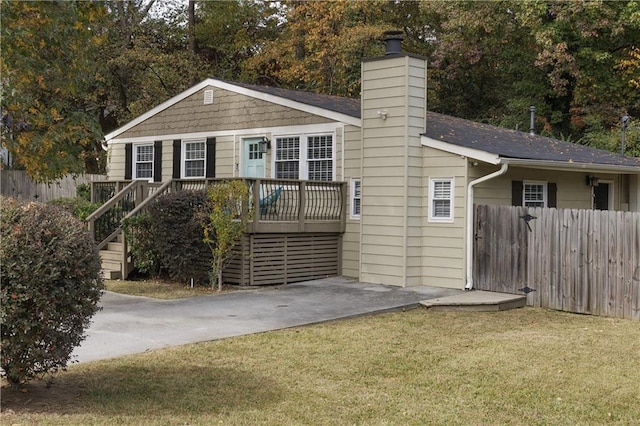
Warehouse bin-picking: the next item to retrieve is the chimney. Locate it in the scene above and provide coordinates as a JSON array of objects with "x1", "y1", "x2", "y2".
[{"x1": 383, "y1": 30, "x2": 404, "y2": 55}]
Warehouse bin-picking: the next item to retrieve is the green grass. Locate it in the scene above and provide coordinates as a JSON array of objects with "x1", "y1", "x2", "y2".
[{"x1": 2, "y1": 308, "x2": 639, "y2": 425}]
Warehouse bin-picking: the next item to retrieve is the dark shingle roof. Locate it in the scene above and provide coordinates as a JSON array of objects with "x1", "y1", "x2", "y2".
[
  {"x1": 424, "y1": 112, "x2": 640, "y2": 168},
  {"x1": 222, "y1": 80, "x2": 361, "y2": 119}
]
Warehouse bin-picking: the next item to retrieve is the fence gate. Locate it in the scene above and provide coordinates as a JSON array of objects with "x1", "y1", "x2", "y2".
[{"x1": 473, "y1": 204, "x2": 640, "y2": 320}]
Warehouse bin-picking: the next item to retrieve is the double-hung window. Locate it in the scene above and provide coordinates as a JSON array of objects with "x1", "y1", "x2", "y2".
[
  {"x1": 135, "y1": 144, "x2": 153, "y2": 179},
  {"x1": 523, "y1": 181, "x2": 546, "y2": 207},
  {"x1": 429, "y1": 178, "x2": 454, "y2": 222},
  {"x1": 307, "y1": 135, "x2": 333, "y2": 181},
  {"x1": 274, "y1": 134, "x2": 334, "y2": 181},
  {"x1": 184, "y1": 139, "x2": 206, "y2": 178},
  {"x1": 350, "y1": 178, "x2": 361, "y2": 219},
  {"x1": 275, "y1": 136, "x2": 300, "y2": 180}
]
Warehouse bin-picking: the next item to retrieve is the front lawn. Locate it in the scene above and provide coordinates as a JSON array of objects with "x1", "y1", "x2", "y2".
[{"x1": 2, "y1": 308, "x2": 638, "y2": 425}]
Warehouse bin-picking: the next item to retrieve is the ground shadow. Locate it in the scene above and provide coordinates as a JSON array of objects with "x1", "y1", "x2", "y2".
[{"x1": 1, "y1": 362, "x2": 283, "y2": 416}]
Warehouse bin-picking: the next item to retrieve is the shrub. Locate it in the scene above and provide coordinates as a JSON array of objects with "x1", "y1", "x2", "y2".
[
  {"x1": 202, "y1": 181, "x2": 252, "y2": 290},
  {"x1": 121, "y1": 214, "x2": 159, "y2": 275},
  {"x1": 146, "y1": 190, "x2": 212, "y2": 284},
  {"x1": 76, "y1": 183, "x2": 91, "y2": 201},
  {"x1": 48, "y1": 197, "x2": 100, "y2": 221},
  {"x1": 0, "y1": 197, "x2": 103, "y2": 385}
]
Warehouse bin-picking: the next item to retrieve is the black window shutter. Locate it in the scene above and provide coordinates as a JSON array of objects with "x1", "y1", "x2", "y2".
[
  {"x1": 548, "y1": 182, "x2": 557, "y2": 208},
  {"x1": 206, "y1": 137, "x2": 216, "y2": 178},
  {"x1": 511, "y1": 180, "x2": 523, "y2": 206},
  {"x1": 124, "y1": 143, "x2": 132, "y2": 180},
  {"x1": 153, "y1": 141, "x2": 162, "y2": 182},
  {"x1": 172, "y1": 139, "x2": 181, "y2": 179}
]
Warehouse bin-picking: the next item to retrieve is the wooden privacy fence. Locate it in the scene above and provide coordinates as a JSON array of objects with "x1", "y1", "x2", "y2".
[
  {"x1": 474, "y1": 205, "x2": 640, "y2": 320},
  {"x1": 1, "y1": 170, "x2": 107, "y2": 202}
]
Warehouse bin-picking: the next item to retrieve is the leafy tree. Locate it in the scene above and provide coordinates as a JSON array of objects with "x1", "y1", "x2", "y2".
[
  {"x1": 1, "y1": 198, "x2": 103, "y2": 385},
  {"x1": 245, "y1": 0, "x2": 391, "y2": 96},
  {"x1": 201, "y1": 181, "x2": 252, "y2": 291},
  {"x1": 0, "y1": 1, "x2": 109, "y2": 181},
  {"x1": 194, "y1": 0, "x2": 282, "y2": 82}
]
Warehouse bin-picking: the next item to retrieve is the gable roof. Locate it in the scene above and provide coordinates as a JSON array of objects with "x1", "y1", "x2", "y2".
[
  {"x1": 220, "y1": 79, "x2": 361, "y2": 119},
  {"x1": 104, "y1": 78, "x2": 361, "y2": 141},
  {"x1": 423, "y1": 112, "x2": 640, "y2": 172}
]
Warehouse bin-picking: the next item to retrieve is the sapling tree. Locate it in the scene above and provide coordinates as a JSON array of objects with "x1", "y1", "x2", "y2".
[{"x1": 201, "y1": 180, "x2": 252, "y2": 291}]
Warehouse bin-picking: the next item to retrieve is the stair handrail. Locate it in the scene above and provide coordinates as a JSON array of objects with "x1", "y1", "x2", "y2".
[
  {"x1": 86, "y1": 180, "x2": 141, "y2": 248},
  {"x1": 122, "y1": 179, "x2": 173, "y2": 220}
]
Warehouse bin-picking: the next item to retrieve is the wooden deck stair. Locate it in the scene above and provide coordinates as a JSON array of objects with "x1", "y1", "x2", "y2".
[{"x1": 99, "y1": 233, "x2": 127, "y2": 280}]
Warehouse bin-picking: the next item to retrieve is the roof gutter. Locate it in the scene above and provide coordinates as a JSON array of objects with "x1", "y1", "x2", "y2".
[
  {"x1": 465, "y1": 163, "x2": 509, "y2": 290},
  {"x1": 499, "y1": 158, "x2": 640, "y2": 174}
]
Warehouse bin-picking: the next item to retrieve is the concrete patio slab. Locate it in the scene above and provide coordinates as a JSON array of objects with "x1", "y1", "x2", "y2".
[
  {"x1": 420, "y1": 290, "x2": 526, "y2": 312},
  {"x1": 73, "y1": 276, "x2": 462, "y2": 364}
]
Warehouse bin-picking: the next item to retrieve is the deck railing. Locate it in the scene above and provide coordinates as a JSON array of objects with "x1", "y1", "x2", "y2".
[{"x1": 88, "y1": 178, "x2": 346, "y2": 245}]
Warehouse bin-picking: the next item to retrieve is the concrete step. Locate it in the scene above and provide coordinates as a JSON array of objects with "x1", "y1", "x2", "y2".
[{"x1": 420, "y1": 290, "x2": 526, "y2": 312}]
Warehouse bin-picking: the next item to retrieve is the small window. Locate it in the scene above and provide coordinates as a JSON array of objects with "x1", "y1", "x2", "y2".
[
  {"x1": 184, "y1": 140, "x2": 206, "y2": 178},
  {"x1": 350, "y1": 178, "x2": 361, "y2": 219},
  {"x1": 429, "y1": 178, "x2": 454, "y2": 222},
  {"x1": 275, "y1": 136, "x2": 300, "y2": 179},
  {"x1": 523, "y1": 181, "x2": 546, "y2": 207},
  {"x1": 135, "y1": 144, "x2": 153, "y2": 179}
]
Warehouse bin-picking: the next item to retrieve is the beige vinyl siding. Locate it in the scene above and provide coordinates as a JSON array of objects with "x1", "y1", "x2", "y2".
[
  {"x1": 341, "y1": 124, "x2": 362, "y2": 278},
  {"x1": 214, "y1": 136, "x2": 235, "y2": 178},
  {"x1": 360, "y1": 55, "x2": 427, "y2": 287},
  {"x1": 118, "y1": 87, "x2": 333, "y2": 139},
  {"x1": 472, "y1": 165, "x2": 625, "y2": 210},
  {"x1": 107, "y1": 143, "x2": 126, "y2": 180},
  {"x1": 159, "y1": 140, "x2": 173, "y2": 182},
  {"x1": 422, "y1": 147, "x2": 467, "y2": 289}
]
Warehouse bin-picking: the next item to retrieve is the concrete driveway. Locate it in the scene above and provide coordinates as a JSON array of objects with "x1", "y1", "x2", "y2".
[{"x1": 73, "y1": 276, "x2": 461, "y2": 363}]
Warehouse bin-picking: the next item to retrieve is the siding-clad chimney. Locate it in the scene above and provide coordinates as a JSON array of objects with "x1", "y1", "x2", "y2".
[{"x1": 359, "y1": 32, "x2": 427, "y2": 287}]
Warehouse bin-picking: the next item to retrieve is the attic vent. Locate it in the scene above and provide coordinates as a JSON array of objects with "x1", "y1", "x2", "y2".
[{"x1": 204, "y1": 90, "x2": 214, "y2": 105}]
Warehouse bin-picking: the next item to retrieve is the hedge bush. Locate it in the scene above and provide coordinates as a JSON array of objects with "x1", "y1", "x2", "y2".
[
  {"x1": 143, "y1": 190, "x2": 212, "y2": 284},
  {"x1": 0, "y1": 197, "x2": 103, "y2": 385},
  {"x1": 48, "y1": 197, "x2": 100, "y2": 221}
]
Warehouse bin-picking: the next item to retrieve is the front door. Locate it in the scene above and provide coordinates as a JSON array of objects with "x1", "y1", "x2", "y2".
[
  {"x1": 242, "y1": 138, "x2": 266, "y2": 178},
  {"x1": 594, "y1": 183, "x2": 610, "y2": 210}
]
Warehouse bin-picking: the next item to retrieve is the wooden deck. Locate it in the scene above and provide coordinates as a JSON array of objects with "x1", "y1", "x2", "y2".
[{"x1": 87, "y1": 178, "x2": 346, "y2": 281}]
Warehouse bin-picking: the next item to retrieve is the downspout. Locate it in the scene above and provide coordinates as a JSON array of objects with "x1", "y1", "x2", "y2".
[{"x1": 465, "y1": 162, "x2": 509, "y2": 290}]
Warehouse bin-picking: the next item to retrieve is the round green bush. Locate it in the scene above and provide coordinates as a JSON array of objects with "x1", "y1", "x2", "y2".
[{"x1": 0, "y1": 197, "x2": 104, "y2": 385}]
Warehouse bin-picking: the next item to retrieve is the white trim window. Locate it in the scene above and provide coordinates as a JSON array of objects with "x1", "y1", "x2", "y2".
[
  {"x1": 429, "y1": 178, "x2": 454, "y2": 222},
  {"x1": 307, "y1": 135, "x2": 333, "y2": 181},
  {"x1": 183, "y1": 139, "x2": 206, "y2": 178},
  {"x1": 273, "y1": 133, "x2": 334, "y2": 181},
  {"x1": 350, "y1": 178, "x2": 361, "y2": 219},
  {"x1": 134, "y1": 144, "x2": 154, "y2": 179},
  {"x1": 274, "y1": 136, "x2": 300, "y2": 180},
  {"x1": 523, "y1": 181, "x2": 546, "y2": 207}
]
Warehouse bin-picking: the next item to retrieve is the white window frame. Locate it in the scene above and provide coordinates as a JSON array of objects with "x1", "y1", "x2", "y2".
[
  {"x1": 523, "y1": 180, "x2": 547, "y2": 208},
  {"x1": 428, "y1": 178, "x2": 454, "y2": 223},
  {"x1": 350, "y1": 178, "x2": 361, "y2": 219},
  {"x1": 133, "y1": 143, "x2": 154, "y2": 180},
  {"x1": 272, "y1": 132, "x2": 335, "y2": 181},
  {"x1": 182, "y1": 138, "x2": 206, "y2": 179}
]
